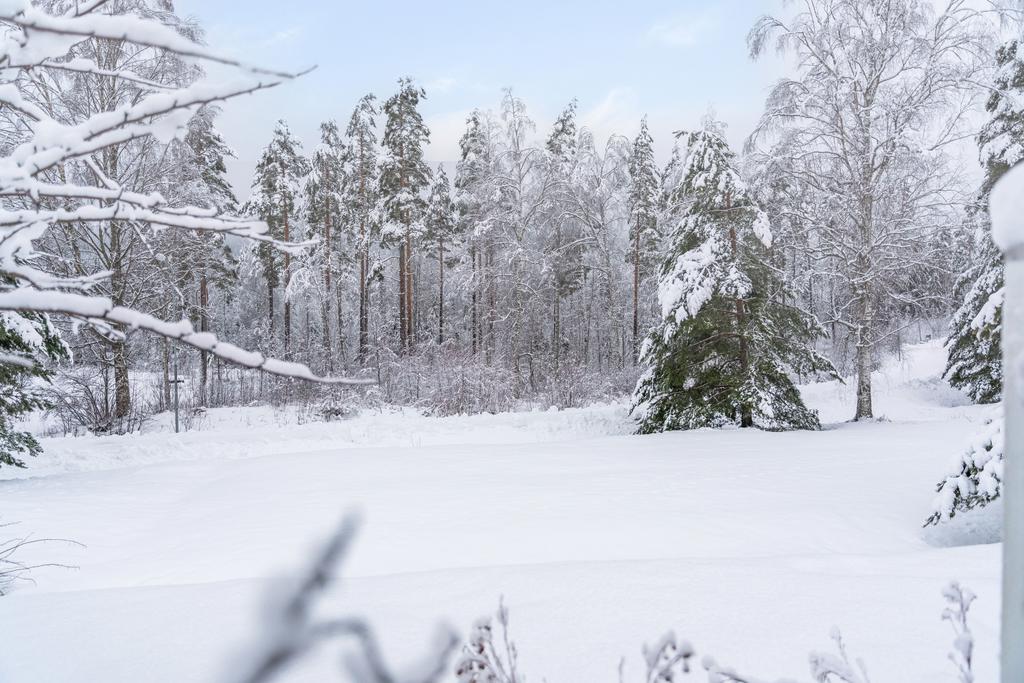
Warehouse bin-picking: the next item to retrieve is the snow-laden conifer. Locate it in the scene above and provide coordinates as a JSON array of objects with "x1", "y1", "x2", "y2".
[
  {"x1": 627, "y1": 117, "x2": 661, "y2": 359},
  {"x1": 632, "y1": 119, "x2": 834, "y2": 433},
  {"x1": 380, "y1": 79, "x2": 432, "y2": 352},
  {"x1": 945, "y1": 40, "x2": 1024, "y2": 404},
  {"x1": 246, "y1": 121, "x2": 310, "y2": 358}
]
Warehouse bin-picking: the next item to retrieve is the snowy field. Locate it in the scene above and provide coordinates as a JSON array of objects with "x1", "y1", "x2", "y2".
[{"x1": 0, "y1": 342, "x2": 1004, "y2": 682}]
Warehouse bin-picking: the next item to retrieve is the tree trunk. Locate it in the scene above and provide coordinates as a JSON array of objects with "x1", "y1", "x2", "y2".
[
  {"x1": 198, "y1": 275, "x2": 209, "y2": 406},
  {"x1": 471, "y1": 242, "x2": 478, "y2": 355},
  {"x1": 633, "y1": 224, "x2": 640, "y2": 362},
  {"x1": 553, "y1": 294, "x2": 561, "y2": 373},
  {"x1": 283, "y1": 208, "x2": 292, "y2": 358},
  {"x1": 267, "y1": 282, "x2": 275, "y2": 332},
  {"x1": 113, "y1": 341, "x2": 131, "y2": 420},
  {"x1": 398, "y1": 242, "x2": 408, "y2": 351},
  {"x1": 727, "y1": 194, "x2": 753, "y2": 428},
  {"x1": 855, "y1": 295, "x2": 874, "y2": 420},
  {"x1": 162, "y1": 339, "x2": 171, "y2": 410},
  {"x1": 358, "y1": 227, "x2": 369, "y2": 360},
  {"x1": 487, "y1": 247, "x2": 496, "y2": 365},
  {"x1": 322, "y1": 202, "x2": 334, "y2": 374},
  {"x1": 438, "y1": 239, "x2": 445, "y2": 345},
  {"x1": 405, "y1": 231, "x2": 415, "y2": 351}
]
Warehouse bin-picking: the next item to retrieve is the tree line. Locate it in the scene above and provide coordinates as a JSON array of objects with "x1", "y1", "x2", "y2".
[{"x1": 0, "y1": 0, "x2": 1021, "y2": 461}]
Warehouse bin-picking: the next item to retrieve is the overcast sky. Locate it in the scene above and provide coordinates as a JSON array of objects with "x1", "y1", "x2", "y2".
[{"x1": 175, "y1": 0, "x2": 791, "y2": 198}]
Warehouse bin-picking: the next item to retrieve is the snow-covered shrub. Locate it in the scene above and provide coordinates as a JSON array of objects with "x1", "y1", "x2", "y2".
[
  {"x1": 43, "y1": 367, "x2": 156, "y2": 436},
  {"x1": 926, "y1": 415, "x2": 1003, "y2": 526},
  {"x1": 943, "y1": 583, "x2": 976, "y2": 683},
  {"x1": 455, "y1": 599, "x2": 522, "y2": 683},
  {"x1": 460, "y1": 584, "x2": 977, "y2": 683},
  {"x1": 372, "y1": 342, "x2": 636, "y2": 417}
]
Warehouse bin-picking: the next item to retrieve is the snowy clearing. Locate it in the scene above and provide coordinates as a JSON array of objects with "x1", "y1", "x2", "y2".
[{"x1": 0, "y1": 342, "x2": 1003, "y2": 682}]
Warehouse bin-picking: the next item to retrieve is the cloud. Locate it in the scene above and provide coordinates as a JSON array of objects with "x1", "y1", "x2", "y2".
[
  {"x1": 581, "y1": 88, "x2": 643, "y2": 142},
  {"x1": 262, "y1": 27, "x2": 302, "y2": 47},
  {"x1": 646, "y1": 9, "x2": 717, "y2": 48},
  {"x1": 424, "y1": 77, "x2": 458, "y2": 95},
  {"x1": 425, "y1": 109, "x2": 472, "y2": 163}
]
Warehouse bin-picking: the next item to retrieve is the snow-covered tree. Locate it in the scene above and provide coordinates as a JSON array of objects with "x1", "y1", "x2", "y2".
[
  {"x1": 0, "y1": 313, "x2": 66, "y2": 468},
  {"x1": 160, "y1": 106, "x2": 240, "y2": 405},
  {"x1": 247, "y1": 121, "x2": 310, "y2": 358},
  {"x1": 454, "y1": 109, "x2": 498, "y2": 358},
  {"x1": 305, "y1": 120, "x2": 346, "y2": 372},
  {"x1": 927, "y1": 414, "x2": 1003, "y2": 526},
  {"x1": 748, "y1": 0, "x2": 1008, "y2": 421},
  {"x1": 544, "y1": 101, "x2": 585, "y2": 371},
  {"x1": 0, "y1": 0, "x2": 367, "y2": 406},
  {"x1": 379, "y1": 79, "x2": 431, "y2": 353},
  {"x1": 340, "y1": 95, "x2": 381, "y2": 361},
  {"x1": 423, "y1": 166, "x2": 460, "y2": 345},
  {"x1": 946, "y1": 40, "x2": 1024, "y2": 404},
  {"x1": 632, "y1": 120, "x2": 833, "y2": 434},
  {"x1": 627, "y1": 117, "x2": 661, "y2": 359}
]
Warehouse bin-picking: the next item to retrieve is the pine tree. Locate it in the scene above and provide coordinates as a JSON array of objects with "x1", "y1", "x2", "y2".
[
  {"x1": 454, "y1": 110, "x2": 494, "y2": 357},
  {"x1": 247, "y1": 120, "x2": 309, "y2": 358},
  {"x1": 0, "y1": 312, "x2": 67, "y2": 468},
  {"x1": 423, "y1": 166, "x2": 460, "y2": 344},
  {"x1": 341, "y1": 94, "x2": 380, "y2": 361},
  {"x1": 945, "y1": 39, "x2": 1024, "y2": 404},
  {"x1": 544, "y1": 101, "x2": 585, "y2": 371},
  {"x1": 632, "y1": 119, "x2": 833, "y2": 434},
  {"x1": 174, "y1": 106, "x2": 238, "y2": 405},
  {"x1": 305, "y1": 120, "x2": 346, "y2": 372},
  {"x1": 627, "y1": 117, "x2": 661, "y2": 360},
  {"x1": 379, "y1": 79, "x2": 432, "y2": 353}
]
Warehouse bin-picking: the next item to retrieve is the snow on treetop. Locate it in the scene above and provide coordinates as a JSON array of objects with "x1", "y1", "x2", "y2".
[{"x1": 990, "y1": 163, "x2": 1024, "y2": 255}]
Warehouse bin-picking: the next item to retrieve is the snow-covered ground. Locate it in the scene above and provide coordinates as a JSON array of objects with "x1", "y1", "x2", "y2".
[{"x1": 0, "y1": 341, "x2": 1004, "y2": 682}]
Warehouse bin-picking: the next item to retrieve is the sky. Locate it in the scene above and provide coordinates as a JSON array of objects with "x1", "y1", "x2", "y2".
[{"x1": 175, "y1": 0, "x2": 790, "y2": 197}]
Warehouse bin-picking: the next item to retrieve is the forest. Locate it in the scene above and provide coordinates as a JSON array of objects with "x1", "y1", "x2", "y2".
[{"x1": 2, "y1": 0, "x2": 1012, "y2": 442}]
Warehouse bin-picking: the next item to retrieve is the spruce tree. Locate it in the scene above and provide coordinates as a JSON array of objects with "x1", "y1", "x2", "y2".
[
  {"x1": 423, "y1": 166, "x2": 460, "y2": 344},
  {"x1": 341, "y1": 94, "x2": 380, "y2": 361},
  {"x1": 944, "y1": 39, "x2": 1024, "y2": 404},
  {"x1": 379, "y1": 79, "x2": 432, "y2": 353},
  {"x1": 627, "y1": 117, "x2": 661, "y2": 360},
  {"x1": 631, "y1": 119, "x2": 833, "y2": 434},
  {"x1": 247, "y1": 120, "x2": 309, "y2": 357},
  {"x1": 0, "y1": 313, "x2": 67, "y2": 468}
]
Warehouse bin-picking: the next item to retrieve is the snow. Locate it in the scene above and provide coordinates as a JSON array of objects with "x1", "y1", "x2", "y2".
[
  {"x1": 990, "y1": 162, "x2": 1024, "y2": 255},
  {"x1": 0, "y1": 342, "x2": 1004, "y2": 682}
]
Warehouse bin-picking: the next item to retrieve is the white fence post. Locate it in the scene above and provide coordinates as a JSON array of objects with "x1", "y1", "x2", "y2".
[
  {"x1": 1004, "y1": 256, "x2": 1024, "y2": 683},
  {"x1": 992, "y1": 165, "x2": 1024, "y2": 683}
]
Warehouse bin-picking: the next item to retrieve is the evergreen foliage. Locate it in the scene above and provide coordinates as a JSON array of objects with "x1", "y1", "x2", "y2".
[
  {"x1": 247, "y1": 120, "x2": 310, "y2": 306},
  {"x1": 944, "y1": 39, "x2": 1024, "y2": 404},
  {"x1": 0, "y1": 313, "x2": 66, "y2": 468},
  {"x1": 626, "y1": 117, "x2": 660, "y2": 274},
  {"x1": 632, "y1": 120, "x2": 834, "y2": 434}
]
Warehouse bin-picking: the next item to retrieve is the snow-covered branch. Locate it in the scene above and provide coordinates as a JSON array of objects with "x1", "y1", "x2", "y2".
[{"x1": 0, "y1": 1, "x2": 368, "y2": 384}]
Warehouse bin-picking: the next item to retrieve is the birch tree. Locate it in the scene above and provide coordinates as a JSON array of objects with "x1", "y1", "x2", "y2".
[
  {"x1": 748, "y1": 0, "x2": 1009, "y2": 420},
  {"x1": 0, "y1": 0, "x2": 368, "y2": 397}
]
